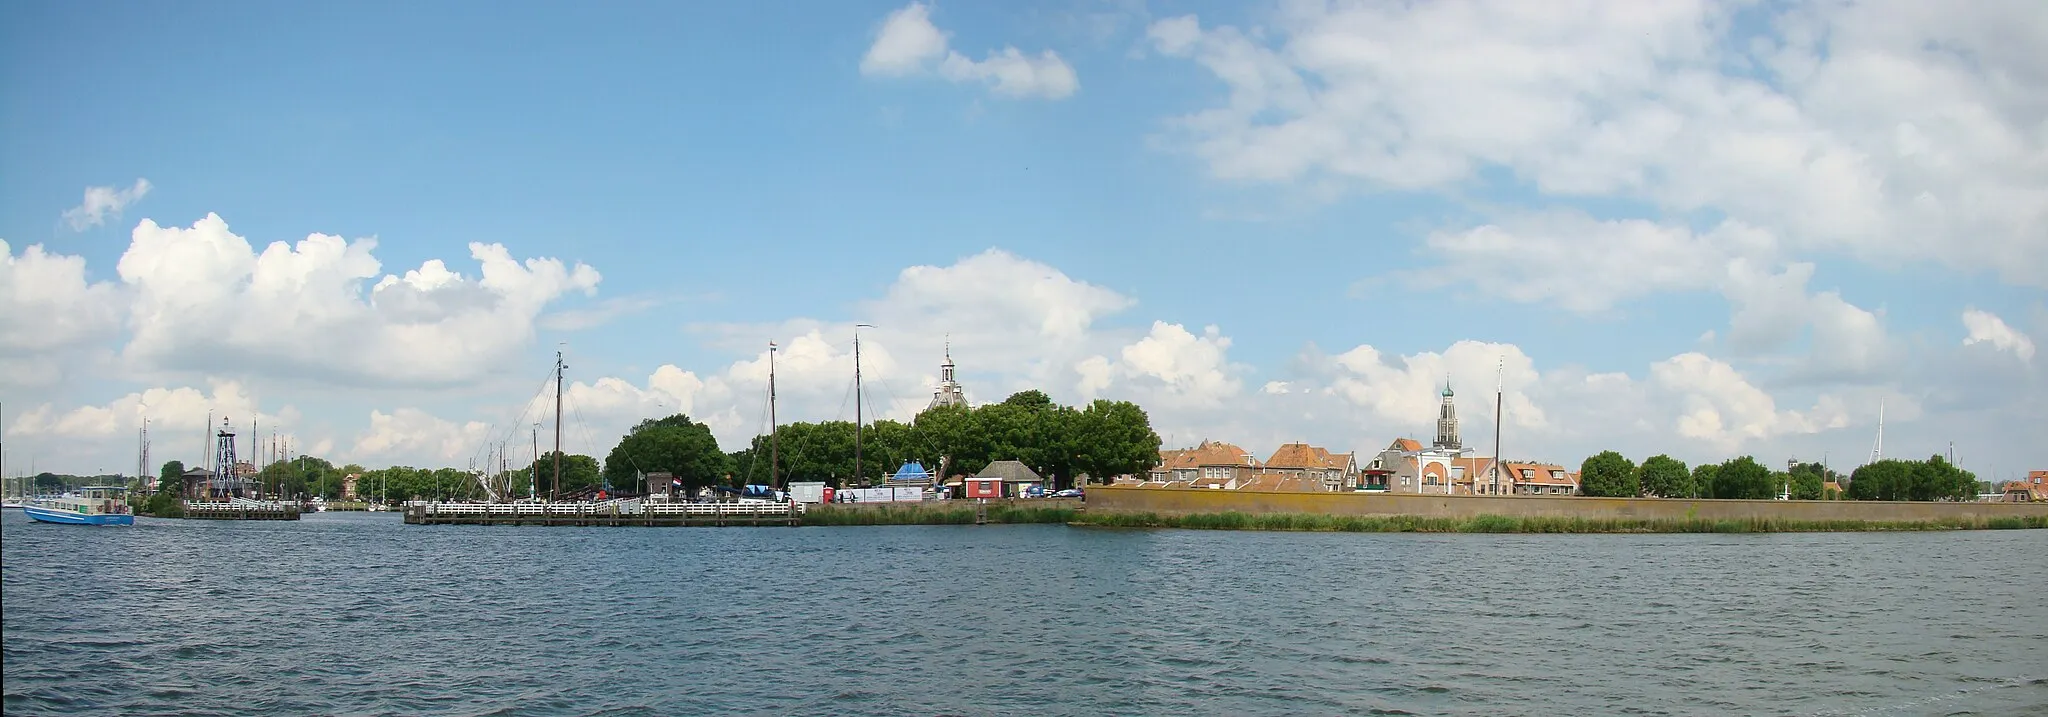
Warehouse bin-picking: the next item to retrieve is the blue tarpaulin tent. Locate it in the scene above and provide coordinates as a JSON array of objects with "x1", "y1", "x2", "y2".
[{"x1": 887, "y1": 461, "x2": 932, "y2": 485}]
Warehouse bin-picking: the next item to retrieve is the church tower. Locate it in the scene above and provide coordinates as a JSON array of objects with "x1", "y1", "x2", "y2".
[
  {"x1": 1433, "y1": 379, "x2": 1460, "y2": 450},
  {"x1": 927, "y1": 340, "x2": 967, "y2": 412}
]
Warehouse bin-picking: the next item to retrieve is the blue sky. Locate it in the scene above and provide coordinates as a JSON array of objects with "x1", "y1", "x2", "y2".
[{"x1": 3, "y1": 1, "x2": 2044, "y2": 481}]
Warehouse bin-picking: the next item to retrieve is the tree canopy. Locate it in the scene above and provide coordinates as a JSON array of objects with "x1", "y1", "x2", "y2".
[
  {"x1": 603, "y1": 414, "x2": 731, "y2": 491},
  {"x1": 736, "y1": 391, "x2": 1161, "y2": 491},
  {"x1": 1637, "y1": 455, "x2": 1690, "y2": 498},
  {"x1": 1848, "y1": 456, "x2": 1975, "y2": 501},
  {"x1": 1578, "y1": 451, "x2": 1639, "y2": 497},
  {"x1": 1710, "y1": 456, "x2": 1776, "y2": 500}
]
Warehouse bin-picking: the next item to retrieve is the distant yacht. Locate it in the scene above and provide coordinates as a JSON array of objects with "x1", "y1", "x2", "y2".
[{"x1": 23, "y1": 486, "x2": 135, "y2": 526}]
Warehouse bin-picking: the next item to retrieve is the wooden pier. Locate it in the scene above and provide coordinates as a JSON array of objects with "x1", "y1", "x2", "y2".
[
  {"x1": 182, "y1": 501, "x2": 302, "y2": 521},
  {"x1": 403, "y1": 501, "x2": 804, "y2": 527}
]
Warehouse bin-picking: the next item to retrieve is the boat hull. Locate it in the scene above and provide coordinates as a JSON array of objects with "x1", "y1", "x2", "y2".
[{"x1": 23, "y1": 505, "x2": 134, "y2": 526}]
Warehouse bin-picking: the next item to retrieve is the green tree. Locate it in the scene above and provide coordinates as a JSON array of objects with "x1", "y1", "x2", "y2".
[
  {"x1": 530, "y1": 452, "x2": 602, "y2": 496},
  {"x1": 1578, "y1": 451, "x2": 1639, "y2": 497},
  {"x1": 603, "y1": 414, "x2": 731, "y2": 492},
  {"x1": 1637, "y1": 454, "x2": 1690, "y2": 498},
  {"x1": 1072, "y1": 400, "x2": 1163, "y2": 485},
  {"x1": 1786, "y1": 463, "x2": 1827, "y2": 500},
  {"x1": 1690, "y1": 464, "x2": 1719, "y2": 499},
  {"x1": 158, "y1": 460, "x2": 186, "y2": 493},
  {"x1": 1711, "y1": 456, "x2": 1775, "y2": 499}
]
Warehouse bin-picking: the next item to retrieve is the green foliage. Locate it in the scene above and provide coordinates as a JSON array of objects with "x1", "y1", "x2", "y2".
[
  {"x1": 602, "y1": 414, "x2": 732, "y2": 492},
  {"x1": 1689, "y1": 464, "x2": 1718, "y2": 499},
  {"x1": 753, "y1": 392, "x2": 1159, "y2": 491},
  {"x1": 158, "y1": 460, "x2": 185, "y2": 488},
  {"x1": 530, "y1": 452, "x2": 601, "y2": 496},
  {"x1": 1637, "y1": 455, "x2": 1690, "y2": 498},
  {"x1": 1787, "y1": 462, "x2": 1835, "y2": 500},
  {"x1": 1711, "y1": 456, "x2": 1776, "y2": 499},
  {"x1": 141, "y1": 490, "x2": 184, "y2": 517},
  {"x1": 1073, "y1": 400, "x2": 1163, "y2": 486},
  {"x1": 1578, "y1": 451, "x2": 1639, "y2": 497},
  {"x1": 1848, "y1": 456, "x2": 1976, "y2": 501}
]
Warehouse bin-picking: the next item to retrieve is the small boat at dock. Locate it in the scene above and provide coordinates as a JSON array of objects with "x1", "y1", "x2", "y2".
[{"x1": 23, "y1": 486, "x2": 135, "y2": 526}]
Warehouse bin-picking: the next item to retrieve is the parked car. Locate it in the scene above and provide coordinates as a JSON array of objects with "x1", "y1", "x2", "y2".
[{"x1": 1055, "y1": 489, "x2": 1083, "y2": 498}]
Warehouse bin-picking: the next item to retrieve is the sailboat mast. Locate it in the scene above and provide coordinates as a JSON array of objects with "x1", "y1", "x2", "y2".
[
  {"x1": 553, "y1": 350, "x2": 565, "y2": 502},
  {"x1": 854, "y1": 324, "x2": 872, "y2": 486},
  {"x1": 1493, "y1": 357, "x2": 1503, "y2": 496},
  {"x1": 769, "y1": 341, "x2": 779, "y2": 488}
]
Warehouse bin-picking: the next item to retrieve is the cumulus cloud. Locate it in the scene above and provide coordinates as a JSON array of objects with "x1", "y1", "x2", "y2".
[
  {"x1": 62, "y1": 178, "x2": 152, "y2": 231},
  {"x1": 348, "y1": 408, "x2": 491, "y2": 465},
  {"x1": 115, "y1": 213, "x2": 601, "y2": 386},
  {"x1": 860, "y1": 2, "x2": 1079, "y2": 99},
  {"x1": 1650, "y1": 353, "x2": 1849, "y2": 452},
  {"x1": 1075, "y1": 322, "x2": 1243, "y2": 407},
  {"x1": 1, "y1": 240, "x2": 125, "y2": 387},
  {"x1": 1961, "y1": 308, "x2": 2036, "y2": 362},
  {"x1": 1149, "y1": 2, "x2": 2048, "y2": 284}
]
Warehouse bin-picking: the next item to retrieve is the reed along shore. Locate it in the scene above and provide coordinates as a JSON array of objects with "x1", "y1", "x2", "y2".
[{"x1": 1066, "y1": 510, "x2": 2048, "y2": 534}]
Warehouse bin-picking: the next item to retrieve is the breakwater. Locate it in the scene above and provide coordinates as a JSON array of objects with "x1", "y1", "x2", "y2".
[{"x1": 1082, "y1": 486, "x2": 2048, "y2": 532}]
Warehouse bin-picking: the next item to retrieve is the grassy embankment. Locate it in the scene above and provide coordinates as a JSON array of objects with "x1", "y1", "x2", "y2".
[
  {"x1": 1068, "y1": 511, "x2": 2048, "y2": 533},
  {"x1": 801, "y1": 504, "x2": 1077, "y2": 526}
]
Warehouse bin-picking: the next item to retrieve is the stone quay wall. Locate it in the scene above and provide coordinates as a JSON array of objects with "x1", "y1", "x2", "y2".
[{"x1": 1084, "y1": 486, "x2": 2048, "y2": 522}]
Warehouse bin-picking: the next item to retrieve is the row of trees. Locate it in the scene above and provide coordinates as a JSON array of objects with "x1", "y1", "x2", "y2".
[
  {"x1": 1578, "y1": 451, "x2": 1976, "y2": 501},
  {"x1": 597, "y1": 390, "x2": 1162, "y2": 493}
]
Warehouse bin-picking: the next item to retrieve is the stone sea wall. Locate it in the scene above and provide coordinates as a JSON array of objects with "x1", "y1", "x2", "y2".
[{"x1": 1084, "y1": 486, "x2": 2048, "y2": 522}]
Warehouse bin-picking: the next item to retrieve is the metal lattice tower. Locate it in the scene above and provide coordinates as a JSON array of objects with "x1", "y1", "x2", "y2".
[{"x1": 213, "y1": 418, "x2": 238, "y2": 499}]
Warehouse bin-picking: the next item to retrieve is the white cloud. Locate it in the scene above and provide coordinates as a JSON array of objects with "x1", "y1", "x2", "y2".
[
  {"x1": 62, "y1": 178, "x2": 152, "y2": 231},
  {"x1": 11, "y1": 380, "x2": 289, "y2": 441},
  {"x1": 1417, "y1": 213, "x2": 1777, "y2": 313},
  {"x1": 0, "y1": 239, "x2": 125, "y2": 387},
  {"x1": 115, "y1": 213, "x2": 601, "y2": 386},
  {"x1": 1650, "y1": 352, "x2": 1849, "y2": 452},
  {"x1": 1076, "y1": 322, "x2": 1243, "y2": 407},
  {"x1": 861, "y1": 3, "x2": 1079, "y2": 99},
  {"x1": 1148, "y1": 2, "x2": 2048, "y2": 284},
  {"x1": 1961, "y1": 308, "x2": 2036, "y2": 362},
  {"x1": 348, "y1": 408, "x2": 491, "y2": 466}
]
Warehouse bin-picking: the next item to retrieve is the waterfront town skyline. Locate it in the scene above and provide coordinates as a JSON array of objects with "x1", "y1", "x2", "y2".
[{"x1": 4, "y1": 1, "x2": 2043, "y2": 480}]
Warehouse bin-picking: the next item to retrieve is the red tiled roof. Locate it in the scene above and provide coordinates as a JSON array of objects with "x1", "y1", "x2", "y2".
[
  {"x1": 1164, "y1": 440, "x2": 1258, "y2": 469},
  {"x1": 1238, "y1": 473, "x2": 1323, "y2": 492},
  {"x1": 1393, "y1": 438, "x2": 1422, "y2": 452}
]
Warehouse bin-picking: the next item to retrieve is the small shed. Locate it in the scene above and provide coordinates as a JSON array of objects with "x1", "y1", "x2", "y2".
[{"x1": 973, "y1": 460, "x2": 1044, "y2": 499}]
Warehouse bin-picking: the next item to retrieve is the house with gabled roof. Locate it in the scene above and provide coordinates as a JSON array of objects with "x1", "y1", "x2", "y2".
[
  {"x1": 1152, "y1": 440, "x2": 1260, "y2": 484},
  {"x1": 1264, "y1": 442, "x2": 1359, "y2": 491},
  {"x1": 2003, "y1": 470, "x2": 2047, "y2": 502}
]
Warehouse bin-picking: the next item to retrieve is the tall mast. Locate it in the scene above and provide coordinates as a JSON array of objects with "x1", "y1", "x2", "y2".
[
  {"x1": 769, "y1": 341, "x2": 779, "y2": 488},
  {"x1": 554, "y1": 350, "x2": 565, "y2": 502},
  {"x1": 854, "y1": 324, "x2": 873, "y2": 486},
  {"x1": 531, "y1": 423, "x2": 540, "y2": 501},
  {"x1": 1493, "y1": 357, "x2": 1503, "y2": 496}
]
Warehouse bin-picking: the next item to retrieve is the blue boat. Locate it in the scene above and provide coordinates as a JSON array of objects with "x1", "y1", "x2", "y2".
[{"x1": 23, "y1": 486, "x2": 135, "y2": 526}]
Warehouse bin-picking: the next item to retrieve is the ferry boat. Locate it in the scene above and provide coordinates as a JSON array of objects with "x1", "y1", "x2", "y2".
[{"x1": 23, "y1": 486, "x2": 135, "y2": 526}]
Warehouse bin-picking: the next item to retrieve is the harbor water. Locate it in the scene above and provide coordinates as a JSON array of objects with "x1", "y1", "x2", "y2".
[{"x1": 3, "y1": 510, "x2": 2044, "y2": 715}]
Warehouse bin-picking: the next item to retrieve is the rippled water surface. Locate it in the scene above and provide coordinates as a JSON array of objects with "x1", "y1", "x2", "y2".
[{"x1": 4, "y1": 510, "x2": 2045, "y2": 715}]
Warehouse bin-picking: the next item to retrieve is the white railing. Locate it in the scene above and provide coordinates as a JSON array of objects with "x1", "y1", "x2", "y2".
[
  {"x1": 417, "y1": 501, "x2": 802, "y2": 518},
  {"x1": 187, "y1": 501, "x2": 296, "y2": 513}
]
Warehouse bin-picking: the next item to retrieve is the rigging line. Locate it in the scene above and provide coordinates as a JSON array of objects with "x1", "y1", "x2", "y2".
[
  {"x1": 835, "y1": 372, "x2": 857, "y2": 424},
  {"x1": 466, "y1": 368, "x2": 560, "y2": 468}
]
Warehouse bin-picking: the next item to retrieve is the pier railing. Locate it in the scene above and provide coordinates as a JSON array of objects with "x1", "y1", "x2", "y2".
[
  {"x1": 415, "y1": 502, "x2": 802, "y2": 517},
  {"x1": 404, "y1": 500, "x2": 804, "y2": 525}
]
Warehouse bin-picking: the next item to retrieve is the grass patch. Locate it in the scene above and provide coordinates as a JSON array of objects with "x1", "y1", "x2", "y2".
[
  {"x1": 800, "y1": 504, "x2": 1076, "y2": 527},
  {"x1": 1070, "y1": 511, "x2": 2048, "y2": 534}
]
